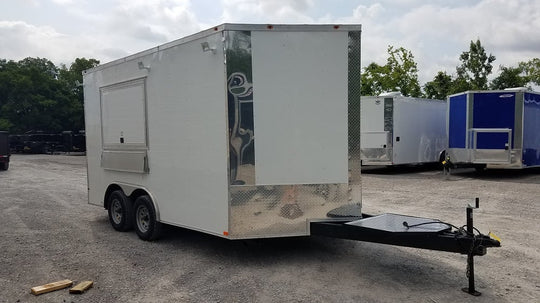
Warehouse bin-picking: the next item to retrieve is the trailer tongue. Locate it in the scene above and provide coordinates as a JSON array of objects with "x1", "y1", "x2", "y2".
[{"x1": 311, "y1": 199, "x2": 500, "y2": 296}]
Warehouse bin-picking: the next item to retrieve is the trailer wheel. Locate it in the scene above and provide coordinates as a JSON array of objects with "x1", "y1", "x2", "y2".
[
  {"x1": 107, "y1": 190, "x2": 133, "y2": 232},
  {"x1": 474, "y1": 165, "x2": 487, "y2": 173},
  {"x1": 133, "y1": 195, "x2": 162, "y2": 241}
]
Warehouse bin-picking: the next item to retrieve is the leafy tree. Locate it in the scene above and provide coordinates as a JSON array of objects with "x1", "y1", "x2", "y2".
[
  {"x1": 0, "y1": 57, "x2": 99, "y2": 133},
  {"x1": 361, "y1": 62, "x2": 386, "y2": 96},
  {"x1": 422, "y1": 40, "x2": 497, "y2": 98},
  {"x1": 361, "y1": 46, "x2": 421, "y2": 97},
  {"x1": 59, "y1": 57, "x2": 100, "y2": 100},
  {"x1": 519, "y1": 58, "x2": 540, "y2": 85},
  {"x1": 386, "y1": 46, "x2": 421, "y2": 97},
  {"x1": 0, "y1": 118, "x2": 11, "y2": 130},
  {"x1": 423, "y1": 71, "x2": 453, "y2": 99},
  {"x1": 490, "y1": 65, "x2": 528, "y2": 89},
  {"x1": 0, "y1": 57, "x2": 62, "y2": 132},
  {"x1": 456, "y1": 39, "x2": 496, "y2": 90},
  {"x1": 58, "y1": 58, "x2": 100, "y2": 130}
]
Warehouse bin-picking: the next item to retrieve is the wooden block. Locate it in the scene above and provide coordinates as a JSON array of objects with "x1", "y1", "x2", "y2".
[
  {"x1": 31, "y1": 279, "x2": 73, "y2": 295},
  {"x1": 70, "y1": 281, "x2": 94, "y2": 294}
]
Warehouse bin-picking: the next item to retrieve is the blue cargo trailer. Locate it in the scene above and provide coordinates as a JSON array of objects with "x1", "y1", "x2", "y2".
[{"x1": 447, "y1": 89, "x2": 540, "y2": 169}]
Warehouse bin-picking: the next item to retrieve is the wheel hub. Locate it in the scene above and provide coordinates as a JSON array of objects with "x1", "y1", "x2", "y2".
[
  {"x1": 136, "y1": 206, "x2": 150, "y2": 232},
  {"x1": 111, "y1": 199, "x2": 122, "y2": 224}
]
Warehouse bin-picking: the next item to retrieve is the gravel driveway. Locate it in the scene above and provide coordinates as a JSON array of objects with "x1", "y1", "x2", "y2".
[{"x1": 0, "y1": 155, "x2": 538, "y2": 302}]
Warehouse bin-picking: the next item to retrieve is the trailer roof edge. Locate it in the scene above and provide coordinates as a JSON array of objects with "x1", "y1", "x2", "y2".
[
  {"x1": 447, "y1": 89, "x2": 540, "y2": 98},
  {"x1": 83, "y1": 23, "x2": 362, "y2": 74}
]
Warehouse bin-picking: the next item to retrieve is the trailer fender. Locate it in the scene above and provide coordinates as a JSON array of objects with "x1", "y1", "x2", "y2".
[{"x1": 104, "y1": 183, "x2": 161, "y2": 222}]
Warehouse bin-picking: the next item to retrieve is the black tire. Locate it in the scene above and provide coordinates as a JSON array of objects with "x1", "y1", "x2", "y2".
[
  {"x1": 0, "y1": 162, "x2": 8, "y2": 170},
  {"x1": 107, "y1": 190, "x2": 133, "y2": 231},
  {"x1": 133, "y1": 195, "x2": 162, "y2": 241},
  {"x1": 42, "y1": 144, "x2": 51, "y2": 154},
  {"x1": 474, "y1": 165, "x2": 487, "y2": 173}
]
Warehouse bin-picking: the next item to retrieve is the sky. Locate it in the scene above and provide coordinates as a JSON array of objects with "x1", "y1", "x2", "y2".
[{"x1": 1, "y1": 0, "x2": 539, "y2": 86}]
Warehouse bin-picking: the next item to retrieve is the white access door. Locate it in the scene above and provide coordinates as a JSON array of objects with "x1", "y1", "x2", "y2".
[{"x1": 361, "y1": 97, "x2": 392, "y2": 164}]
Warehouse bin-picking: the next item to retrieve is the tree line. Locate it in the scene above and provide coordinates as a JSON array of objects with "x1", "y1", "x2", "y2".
[
  {"x1": 1, "y1": 40, "x2": 539, "y2": 133},
  {"x1": 362, "y1": 39, "x2": 540, "y2": 99},
  {"x1": 0, "y1": 57, "x2": 99, "y2": 133}
]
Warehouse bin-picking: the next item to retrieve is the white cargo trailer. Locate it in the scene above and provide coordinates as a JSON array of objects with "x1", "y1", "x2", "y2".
[
  {"x1": 83, "y1": 24, "x2": 363, "y2": 240},
  {"x1": 361, "y1": 93, "x2": 447, "y2": 166}
]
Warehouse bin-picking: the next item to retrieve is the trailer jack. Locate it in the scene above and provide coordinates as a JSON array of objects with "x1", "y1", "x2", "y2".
[
  {"x1": 462, "y1": 198, "x2": 483, "y2": 296},
  {"x1": 310, "y1": 198, "x2": 500, "y2": 296}
]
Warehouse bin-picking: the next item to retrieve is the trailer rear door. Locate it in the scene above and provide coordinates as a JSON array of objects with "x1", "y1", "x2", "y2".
[
  {"x1": 470, "y1": 92, "x2": 515, "y2": 163},
  {"x1": 523, "y1": 92, "x2": 540, "y2": 167}
]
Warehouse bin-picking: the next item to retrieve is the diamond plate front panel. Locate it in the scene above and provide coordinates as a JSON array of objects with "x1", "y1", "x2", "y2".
[
  {"x1": 360, "y1": 147, "x2": 392, "y2": 164},
  {"x1": 229, "y1": 184, "x2": 350, "y2": 238},
  {"x1": 347, "y1": 29, "x2": 362, "y2": 219}
]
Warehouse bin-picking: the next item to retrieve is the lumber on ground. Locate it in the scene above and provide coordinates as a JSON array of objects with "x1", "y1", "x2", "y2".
[
  {"x1": 70, "y1": 281, "x2": 94, "y2": 294},
  {"x1": 31, "y1": 279, "x2": 73, "y2": 295}
]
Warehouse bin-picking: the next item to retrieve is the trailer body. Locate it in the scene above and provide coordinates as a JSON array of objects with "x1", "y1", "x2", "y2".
[
  {"x1": 360, "y1": 94, "x2": 447, "y2": 165},
  {"x1": 0, "y1": 131, "x2": 9, "y2": 170},
  {"x1": 447, "y1": 90, "x2": 540, "y2": 169},
  {"x1": 83, "y1": 24, "x2": 362, "y2": 239}
]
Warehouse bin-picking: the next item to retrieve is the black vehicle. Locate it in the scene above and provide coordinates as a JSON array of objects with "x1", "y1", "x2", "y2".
[
  {"x1": 8, "y1": 131, "x2": 86, "y2": 154},
  {"x1": 62, "y1": 130, "x2": 86, "y2": 152},
  {"x1": 0, "y1": 131, "x2": 10, "y2": 170},
  {"x1": 21, "y1": 132, "x2": 63, "y2": 154},
  {"x1": 9, "y1": 134, "x2": 24, "y2": 153}
]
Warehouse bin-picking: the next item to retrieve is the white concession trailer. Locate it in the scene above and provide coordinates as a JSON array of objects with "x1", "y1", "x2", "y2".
[
  {"x1": 83, "y1": 24, "x2": 363, "y2": 240},
  {"x1": 361, "y1": 93, "x2": 447, "y2": 166}
]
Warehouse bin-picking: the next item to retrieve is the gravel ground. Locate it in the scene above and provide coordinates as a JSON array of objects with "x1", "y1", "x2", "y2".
[{"x1": 0, "y1": 154, "x2": 538, "y2": 302}]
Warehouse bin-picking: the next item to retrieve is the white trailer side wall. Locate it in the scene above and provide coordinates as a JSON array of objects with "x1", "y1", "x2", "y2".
[
  {"x1": 392, "y1": 98, "x2": 446, "y2": 164},
  {"x1": 252, "y1": 31, "x2": 348, "y2": 184},
  {"x1": 84, "y1": 32, "x2": 230, "y2": 235}
]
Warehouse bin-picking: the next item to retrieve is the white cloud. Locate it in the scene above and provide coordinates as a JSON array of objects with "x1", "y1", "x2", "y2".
[
  {"x1": 106, "y1": 0, "x2": 201, "y2": 43},
  {"x1": 51, "y1": 0, "x2": 74, "y2": 4},
  {"x1": 0, "y1": 21, "x2": 67, "y2": 61},
  {"x1": 1, "y1": 0, "x2": 539, "y2": 86},
  {"x1": 0, "y1": 1, "x2": 207, "y2": 66},
  {"x1": 0, "y1": 20, "x2": 125, "y2": 66},
  {"x1": 387, "y1": 0, "x2": 540, "y2": 83},
  {"x1": 221, "y1": 0, "x2": 314, "y2": 23},
  {"x1": 20, "y1": 0, "x2": 41, "y2": 7},
  {"x1": 330, "y1": 3, "x2": 390, "y2": 72},
  {"x1": 327, "y1": 0, "x2": 540, "y2": 84},
  {"x1": 351, "y1": 3, "x2": 384, "y2": 19}
]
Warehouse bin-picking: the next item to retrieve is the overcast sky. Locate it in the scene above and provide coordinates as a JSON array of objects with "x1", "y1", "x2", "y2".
[{"x1": 1, "y1": 0, "x2": 539, "y2": 85}]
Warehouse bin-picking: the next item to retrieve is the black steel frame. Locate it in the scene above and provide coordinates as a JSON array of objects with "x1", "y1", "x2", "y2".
[{"x1": 310, "y1": 199, "x2": 500, "y2": 296}]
